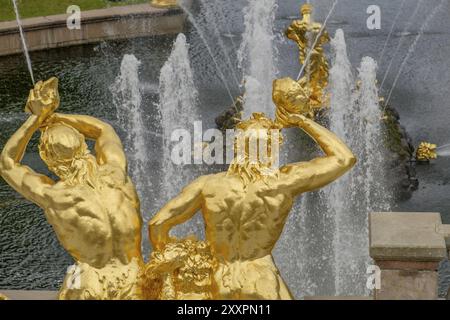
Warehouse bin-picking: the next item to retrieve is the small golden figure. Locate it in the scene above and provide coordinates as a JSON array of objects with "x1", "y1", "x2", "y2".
[
  {"x1": 150, "y1": 0, "x2": 178, "y2": 9},
  {"x1": 286, "y1": 4, "x2": 330, "y2": 109},
  {"x1": 416, "y1": 142, "x2": 437, "y2": 161},
  {"x1": 0, "y1": 78, "x2": 144, "y2": 300},
  {"x1": 148, "y1": 84, "x2": 356, "y2": 299}
]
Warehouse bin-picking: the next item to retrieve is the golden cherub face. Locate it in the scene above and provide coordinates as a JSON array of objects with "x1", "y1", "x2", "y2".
[{"x1": 25, "y1": 77, "x2": 60, "y2": 117}]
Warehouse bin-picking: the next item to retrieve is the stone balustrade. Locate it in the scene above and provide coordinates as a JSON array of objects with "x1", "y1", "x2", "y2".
[
  {"x1": 370, "y1": 212, "x2": 450, "y2": 300},
  {"x1": 0, "y1": 4, "x2": 186, "y2": 56}
]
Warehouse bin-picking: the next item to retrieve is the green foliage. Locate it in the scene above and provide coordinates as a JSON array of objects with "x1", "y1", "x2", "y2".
[{"x1": 0, "y1": 0, "x2": 148, "y2": 22}]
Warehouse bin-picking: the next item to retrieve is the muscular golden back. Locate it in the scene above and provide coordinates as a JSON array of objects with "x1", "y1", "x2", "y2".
[
  {"x1": 44, "y1": 163, "x2": 142, "y2": 268},
  {"x1": 202, "y1": 173, "x2": 293, "y2": 262}
]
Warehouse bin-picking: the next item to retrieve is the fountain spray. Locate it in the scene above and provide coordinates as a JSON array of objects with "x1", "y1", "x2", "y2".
[
  {"x1": 111, "y1": 54, "x2": 153, "y2": 253},
  {"x1": 238, "y1": 0, "x2": 278, "y2": 119},
  {"x1": 380, "y1": 0, "x2": 424, "y2": 91},
  {"x1": 386, "y1": 0, "x2": 445, "y2": 106},
  {"x1": 178, "y1": 0, "x2": 235, "y2": 105},
  {"x1": 158, "y1": 33, "x2": 204, "y2": 240},
  {"x1": 11, "y1": 0, "x2": 35, "y2": 85},
  {"x1": 378, "y1": 0, "x2": 407, "y2": 64},
  {"x1": 435, "y1": 144, "x2": 450, "y2": 157}
]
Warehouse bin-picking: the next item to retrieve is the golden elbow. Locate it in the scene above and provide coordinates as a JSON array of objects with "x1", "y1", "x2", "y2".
[
  {"x1": 0, "y1": 154, "x2": 10, "y2": 173},
  {"x1": 339, "y1": 154, "x2": 356, "y2": 169},
  {"x1": 349, "y1": 154, "x2": 357, "y2": 167},
  {"x1": 102, "y1": 122, "x2": 117, "y2": 135}
]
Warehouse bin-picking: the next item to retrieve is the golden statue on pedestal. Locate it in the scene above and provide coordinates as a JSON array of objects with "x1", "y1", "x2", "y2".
[
  {"x1": 285, "y1": 4, "x2": 330, "y2": 112},
  {"x1": 0, "y1": 78, "x2": 144, "y2": 300}
]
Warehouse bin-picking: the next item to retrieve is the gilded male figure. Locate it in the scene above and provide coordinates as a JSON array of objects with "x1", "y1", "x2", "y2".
[
  {"x1": 286, "y1": 4, "x2": 330, "y2": 108},
  {"x1": 149, "y1": 78, "x2": 356, "y2": 299},
  {"x1": 0, "y1": 78, "x2": 143, "y2": 299}
]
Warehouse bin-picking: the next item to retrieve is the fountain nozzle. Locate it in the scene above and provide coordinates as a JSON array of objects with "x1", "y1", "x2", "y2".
[{"x1": 416, "y1": 142, "x2": 437, "y2": 162}]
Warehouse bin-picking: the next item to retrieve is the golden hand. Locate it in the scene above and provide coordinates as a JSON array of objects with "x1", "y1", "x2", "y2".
[
  {"x1": 25, "y1": 77, "x2": 60, "y2": 124},
  {"x1": 273, "y1": 77, "x2": 311, "y2": 128}
]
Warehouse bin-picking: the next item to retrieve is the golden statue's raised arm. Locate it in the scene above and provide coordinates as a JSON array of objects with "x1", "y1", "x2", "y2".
[
  {"x1": 0, "y1": 77, "x2": 144, "y2": 300},
  {"x1": 149, "y1": 176, "x2": 207, "y2": 251},
  {"x1": 50, "y1": 113, "x2": 127, "y2": 172},
  {"x1": 279, "y1": 114, "x2": 356, "y2": 197},
  {"x1": 0, "y1": 114, "x2": 55, "y2": 207}
]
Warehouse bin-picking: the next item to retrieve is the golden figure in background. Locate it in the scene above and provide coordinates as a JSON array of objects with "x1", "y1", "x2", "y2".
[
  {"x1": 148, "y1": 84, "x2": 356, "y2": 299},
  {"x1": 416, "y1": 142, "x2": 437, "y2": 161},
  {"x1": 150, "y1": 0, "x2": 178, "y2": 9},
  {"x1": 0, "y1": 78, "x2": 144, "y2": 300},
  {"x1": 286, "y1": 4, "x2": 330, "y2": 110}
]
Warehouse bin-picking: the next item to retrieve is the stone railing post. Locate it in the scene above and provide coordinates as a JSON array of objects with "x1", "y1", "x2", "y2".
[
  {"x1": 436, "y1": 223, "x2": 450, "y2": 299},
  {"x1": 369, "y1": 212, "x2": 448, "y2": 300}
]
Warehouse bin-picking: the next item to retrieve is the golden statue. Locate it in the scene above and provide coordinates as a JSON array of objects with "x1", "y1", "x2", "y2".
[
  {"x1": 148, "y1": 80, "x2": 356, "y2": 299},
  {"x1": 286, "y1": 4, "x2": 330, "y2": 110},
  {"x1": 0, "y1": 78, "x2": 144, "y2": 300},
  {"x1": 150, "y1": 0, "x2": 178, "y2": 9},
  {"x1": 0, "y1": 293, "x2": 9, "y2": 300},
  {"x1": 416, "y1": 142, "x2": 437, "y2": 161}
]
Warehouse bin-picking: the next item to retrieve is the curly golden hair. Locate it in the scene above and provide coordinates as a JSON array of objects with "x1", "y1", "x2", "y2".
[{"x1": 39, "y1": 122, "x2": 97, "y2": 186}]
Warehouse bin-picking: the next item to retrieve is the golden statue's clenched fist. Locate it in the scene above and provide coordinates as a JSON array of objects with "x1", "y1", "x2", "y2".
[{"x1": 25, "y1": 77, "x2": 60, "y2": 123}]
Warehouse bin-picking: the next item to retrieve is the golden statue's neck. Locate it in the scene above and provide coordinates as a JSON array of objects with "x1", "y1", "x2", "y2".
[{"x1": 227, "y1": 160, "x2": 279, "y2": 188}]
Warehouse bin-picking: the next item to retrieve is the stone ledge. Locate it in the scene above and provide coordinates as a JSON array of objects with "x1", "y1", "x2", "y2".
[
  {"x1": 375, "y1": 270, "x2": 438, "y2": 300},
  {"x1": 369, "y1": 212, "x2": 447, "y2": 262},
  {"x1": 0, "y1": 4, "x2": 182, "y2": 35},
  {"x1": 375, "y1": 260, "x2": 440, "y2": 271},
  {"x1": 436, "y1": 224, "x2": 450, "y2": 249},
  {"x1": 0, "y1": 290, "x2": 58, "y2": 300},
  {"x1": 304, "y1": 296, "x2": 373, "y2": 300},
  {"x1": 0, "y1": 4, "x2": 186, "y2": 56}
]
